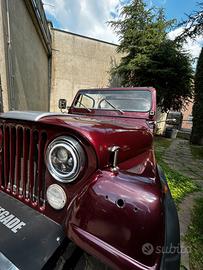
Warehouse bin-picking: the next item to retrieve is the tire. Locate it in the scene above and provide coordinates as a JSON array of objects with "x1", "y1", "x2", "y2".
[{"x1": 53, "y1": 241, "x2": 112, "y2": 270}]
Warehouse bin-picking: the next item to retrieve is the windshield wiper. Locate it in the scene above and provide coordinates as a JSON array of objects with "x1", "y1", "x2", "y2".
[
  {"x1": 78, "y1": 100, "x2": 92, "y2": 112},
  {"x1": 102, "y1": 98, "x2": 124, "y2": 115}
]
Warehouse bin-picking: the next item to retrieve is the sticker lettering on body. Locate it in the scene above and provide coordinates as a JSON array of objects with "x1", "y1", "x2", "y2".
[{"x1": 0, "y1": 206, "x2": 26, "y2": 233}]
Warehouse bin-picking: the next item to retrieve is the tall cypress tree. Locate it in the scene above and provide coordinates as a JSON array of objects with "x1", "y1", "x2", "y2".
[
  {"x1": 190, "y1": 48, "x2": 203, "y2": 145},
  {"x1": 109, "y1": 0, "x2": 193, "y2": 112},
  {"x1": 178, "y1": 2, "x2": 203, "y2": 40}
]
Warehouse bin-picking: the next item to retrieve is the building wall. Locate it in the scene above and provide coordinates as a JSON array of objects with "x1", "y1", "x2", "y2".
[
  {"x1": 181, "y1": 100, "x2": 193, "y2": 130},
  {"x1": 155, "y1": 109, "x2": 167, "y2": 135},
  {"x1": 0, "y1": 0, "x2": 50, "y2": 112},
  {"x1": 50, "y1": 29, "x2": 122, "y2": 112}
]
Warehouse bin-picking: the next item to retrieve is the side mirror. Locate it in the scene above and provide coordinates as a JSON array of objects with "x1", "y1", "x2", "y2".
[
  {"x1": 149, "y1": 111, "x2": 155, "y2": 116},
  {"x1": 58, "y1": 99, "x2": 67, "y2": 110},
  {"x1": 149, "y1": 110, "x2": 155, "y2": 119}
]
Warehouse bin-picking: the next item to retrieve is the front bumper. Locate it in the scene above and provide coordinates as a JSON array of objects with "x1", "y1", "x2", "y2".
[
  {"x1": 0, "y1": 191, "x2": 65, "y2": 270},
  {"x1": 158, "y1": 166, "x2": 180, "y2": 270},
  {"x1": 0, "y1": 252, "x2": 19, "y2": 270}
]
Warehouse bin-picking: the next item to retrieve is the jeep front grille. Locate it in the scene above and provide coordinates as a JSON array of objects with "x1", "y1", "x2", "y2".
[{"x1": 0, "y1": 124, "x2": 47, "y2": 209}]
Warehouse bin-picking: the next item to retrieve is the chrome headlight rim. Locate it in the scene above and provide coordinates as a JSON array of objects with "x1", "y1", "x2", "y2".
[{"x1": 46, "y1": 136, "x2": 85, "y2": 183}]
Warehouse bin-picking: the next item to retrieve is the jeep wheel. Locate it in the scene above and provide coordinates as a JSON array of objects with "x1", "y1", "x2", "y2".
[{"x1": 53, "y1": 241, "x2": 112, "y2": 270}]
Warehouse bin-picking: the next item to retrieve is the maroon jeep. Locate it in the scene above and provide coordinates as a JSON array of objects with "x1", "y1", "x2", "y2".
[{"x1": 0, "y1": 87, "x2": 180, "y2": 270}]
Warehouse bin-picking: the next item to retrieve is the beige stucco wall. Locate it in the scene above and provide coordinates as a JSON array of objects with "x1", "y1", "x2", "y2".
[
  {"x1": 8, "y1": 0, "x2": 50, "y2": 111},
  {"x1": 155, "y1": 109, "x2": 167, "y2": 135},
  {"x1": 50, "y1": 29, "x2": 122, "y2": 112},
  {"x1": 0, "y1": 0, "x2": 50, "y2": 112}
]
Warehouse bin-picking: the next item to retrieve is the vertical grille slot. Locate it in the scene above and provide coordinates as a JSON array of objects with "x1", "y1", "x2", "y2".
[
  {"x1": 32, "y1": 130, "x2": 39, "y2": 203},
  {"x1": 9, "y1": 126, "x2": 16, "y2": 192},
  {"x1": 22, "y1": 128, "x2": 29, "y2": 198},
  {"x1": 15, "y1": 127, "x2": 23, "y2": 195},
  {"x1": 0, "y1": 124, "x2": 47, "y2": 209},
  {"x1": 37, "y1": 132, "x2": 47, "y2": 206},
  {"x1": 3, "y1": 126, "x2": 9, "y2": 189},
  {"x1": 29, "y1": 129, "x2": 35, "y2": 201},
  {"x1": 0, "y1": 125, "x2": 4, "y2": 188}
]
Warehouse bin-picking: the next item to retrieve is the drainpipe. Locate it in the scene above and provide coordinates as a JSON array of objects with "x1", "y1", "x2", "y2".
[
  {"x1": 5, "y1": 0, "x2": 15, "y2": 110},
  {"x1": 47, "y1": 22, "x2": 52, "y2": 112},
  {"x1": 48, "y1": 54, "x2": 52, "y2": 112},
  {"x1": 0, "y1": 76, "x2": 3, "y2": 112}
]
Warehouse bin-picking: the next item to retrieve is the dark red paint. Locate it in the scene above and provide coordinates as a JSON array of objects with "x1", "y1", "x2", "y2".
[{"x1": 0, "y1": 87, "x2": 166, "y2": 270}]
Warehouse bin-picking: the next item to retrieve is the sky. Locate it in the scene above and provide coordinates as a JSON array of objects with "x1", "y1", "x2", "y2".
[{"x1": 43, "y1": 0, "x2": 202, "y2": 61}]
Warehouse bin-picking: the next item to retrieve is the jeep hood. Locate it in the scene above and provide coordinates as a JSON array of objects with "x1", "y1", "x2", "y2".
[
  {"x1": 41, "y1": 113, "x2": 153, "y2": 168},
  {"x1": 0, "y1": 111, "x2": 153, "y2": 168}
]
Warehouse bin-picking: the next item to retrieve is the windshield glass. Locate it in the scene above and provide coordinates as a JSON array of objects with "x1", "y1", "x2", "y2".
[{"x1": 74, "y1": 90, "x2": 152, "y2": 112}]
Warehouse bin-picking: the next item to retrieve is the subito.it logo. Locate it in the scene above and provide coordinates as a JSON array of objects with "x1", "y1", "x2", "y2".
[{"x1": 142, "y1": 243, "x2": 154, "y2": 255}]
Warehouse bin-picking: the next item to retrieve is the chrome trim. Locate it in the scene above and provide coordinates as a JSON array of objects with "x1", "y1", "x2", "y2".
[
  {"x1": 46, "y1": 136, "x2": 85, "y2": 183},
  {"x1": 0, "y1": 111, "x2": 63, "y2": 121},
  {"x1": 108, "y1": 146, "x2": 120, "y2": 173},
  {"x1": 0, "y1": 252, "x2": 19, "y2": 270}
]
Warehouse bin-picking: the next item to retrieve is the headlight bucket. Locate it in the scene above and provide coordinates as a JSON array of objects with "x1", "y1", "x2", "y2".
[{"x1": 46, "y1": 136, "x2": 85, "y2": 183}]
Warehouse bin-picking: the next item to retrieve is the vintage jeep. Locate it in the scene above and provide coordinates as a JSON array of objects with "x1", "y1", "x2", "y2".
[{"x1": 0, "y1": 87, "x2": 180, "y2": 270}]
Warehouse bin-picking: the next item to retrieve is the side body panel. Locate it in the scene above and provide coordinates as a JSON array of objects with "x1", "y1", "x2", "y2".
[{"x1": 65, "y1": 170, "x2": 164, "y2": 270}]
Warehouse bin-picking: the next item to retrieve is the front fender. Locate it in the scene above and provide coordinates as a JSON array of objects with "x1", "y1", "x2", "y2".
[
  {"x1": 65, "y1": 170, "x2": 165, "y2": 270},
  {"x1": 157, "y1": 165, "x2": 180, "y2": 270}
]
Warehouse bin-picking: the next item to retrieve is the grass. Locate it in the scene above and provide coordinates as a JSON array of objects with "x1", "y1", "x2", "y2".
[
  {"x1": 154, "y1": 137, "x2": 199, "y2": 205},
  {"x1": 154, "y1": 137, "x2": 203, "y2": 270},
  {"x1": 185, "y1": 197, "x2": 203, "y2": 270},
  {"x1": 161, "y1": 164, "x2": 199, "y2": 205},
  {"x1": 190, "y1": 145, "x2": 203, "y2": 160},
  {"x1": 154, "y1": 136, "x2": 172, "y2": 154}
]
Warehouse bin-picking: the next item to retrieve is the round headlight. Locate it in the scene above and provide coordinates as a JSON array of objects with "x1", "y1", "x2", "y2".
[
  {"x1": 47, "y1": 184, "x2": 67, "y2": 210},
  {"x1": 46, "y1": 136, "x2": 85, "y2": 183}
]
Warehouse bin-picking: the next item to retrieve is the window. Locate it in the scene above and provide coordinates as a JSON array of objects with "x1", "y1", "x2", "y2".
[{"x1": 74, "y1": 90, "x2": 152, "y2": 112}]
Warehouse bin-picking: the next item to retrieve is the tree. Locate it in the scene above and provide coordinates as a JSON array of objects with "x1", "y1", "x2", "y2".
[
  {"x1": 190, "y1": 48, "x2": 203, "y2": 145},
  {"x1": 177, "y1": 2, "x2": 203, "y2": 145},
  {"x1": 178, "y1": 2, "x2": 203, "y2": 40},
  {"x1": 134, "y1": 40, "x2": 193, "y2": 111},
  {"x1": 109, "y1": 0, "x2": 193, "y2": 112}
]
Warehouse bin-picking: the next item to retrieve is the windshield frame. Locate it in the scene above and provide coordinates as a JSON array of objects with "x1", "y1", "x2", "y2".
[{"x1": 73, "y1": 89, "x2": 152, "y2": 113}]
